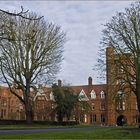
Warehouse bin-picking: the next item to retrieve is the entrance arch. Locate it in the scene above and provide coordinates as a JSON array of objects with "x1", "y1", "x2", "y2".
[{"x1": 117, "y1": 115, "x2": 127, "y2": 126}]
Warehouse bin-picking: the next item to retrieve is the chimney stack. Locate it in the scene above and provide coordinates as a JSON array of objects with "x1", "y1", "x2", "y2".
[
  {"x1": 88, "y1": 77, "x2": 92, "y2": 87},
  {"x1": 58, "y1": 80, "x2": 62, "y2": 87}
]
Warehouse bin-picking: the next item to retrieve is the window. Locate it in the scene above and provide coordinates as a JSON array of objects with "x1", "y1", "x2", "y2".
[
  {"x1": 72, "y1": 115, "x2": 76, "y2": 120},
  {"x1": 80, "y1": 114, "x2": 84, "y2": 123},
  {"x1": 100, "y1": 102, "x2": 106, "y2": 110},
  {"x1": 116, "y1": 91, "x2": 125, "y2": 111},
  {"x1": 90, "y1": 114, "x2": 96, "y2": 123},
  {"x1": 90, "y1": 90, "x2": 96, "y2": 99},
  {"x1": 122, "y1": 101, "x2": 125, "y2": 110},
  {"x1": 93, "y1": 114, "x2": 96, "y2": 122},
  {"x1": 1, "y1": 109, "x2": 3, "y2": 118},
  {"x1": 116, "y1": 101, "x2": 125, "y2": 111},
  {"x1": 84, "y1": 114, "x2": 87, "y2": 123},
  {"x1": 120, "y1": 66, "x2": 124, "y2": 73},
  {"x1": 1, "y1": 99, "x2": 7, "y2": 107},
  {"x1": 136, "y1": 102, "x2": 138, "y2": 110},
  {"x1": 135, "y1": 115, "x2": 140, "y2": 124},
  {"x1": 0, "y1": 109, "x2": 6, "y2": 118},
  {"x1": 101, "y1": 114, "x2": 106, "y2": 123},
  {"x1": 100, "y1": 91, "x2": 105, "y2": 99},
  {"x1": 91, "y1": 103, "x2": 95, "y2": 110},
  {"x1": 52, "y1": 103, "x2": 54, "y2": 109}
]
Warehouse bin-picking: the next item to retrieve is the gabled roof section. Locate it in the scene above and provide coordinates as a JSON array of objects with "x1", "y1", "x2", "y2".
[
  {"x1": 79, "y1": 89, "x2": 89, "y2": 101},
  {"x1": 33, "y1": 88, "x2": 48, "y2": 101}
]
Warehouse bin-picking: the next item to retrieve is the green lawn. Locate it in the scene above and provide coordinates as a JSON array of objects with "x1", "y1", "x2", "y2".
[
  {"x1": 0, "y1": 124, "x2": 89, "y2": 130},
  {"x1": 0, "y1": 127, "x2": 140, "y2": 139}
]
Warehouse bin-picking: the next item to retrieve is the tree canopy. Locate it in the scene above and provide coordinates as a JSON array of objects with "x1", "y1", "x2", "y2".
[
  {"x1": 0, "y1": 8, "x2": 66, "y2": 123},
  {"x1": 52, "y1": 84, "x2": 78, "y2": 122}
]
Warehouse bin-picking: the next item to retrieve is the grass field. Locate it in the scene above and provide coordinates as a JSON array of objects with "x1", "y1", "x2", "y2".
[
  {"x1": 0, "y1": 126, "x2": 140, "y2": 139},
  {"x1": 0, "y1": 124, "x2": 91, "y2": 130},
  {"x1": 0, "y1": 124, "x2": 72, "y2": 130}
]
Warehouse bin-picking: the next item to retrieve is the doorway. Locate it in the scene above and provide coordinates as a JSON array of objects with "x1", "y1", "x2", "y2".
[{"x1": 117, "y1": 115, "x2": 127, "y2": 126}]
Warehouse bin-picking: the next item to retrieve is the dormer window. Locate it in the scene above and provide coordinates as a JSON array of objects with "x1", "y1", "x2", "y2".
[
  {"x1": 50, "y1": 92, "x2": 55, "y2": 101},
  {"x1": 100, "y1": 91, "x2": 105, "y2": 99},
  {"x1": 79, "y1": 89, "x2": 89, "y2": 101},
  {"x1": 90, "y1": 90, "x2": 96, "y2": 99}
]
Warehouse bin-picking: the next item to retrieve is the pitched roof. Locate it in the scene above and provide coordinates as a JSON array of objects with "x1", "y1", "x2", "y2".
[{"x1": 71, "y1": 84, "x2": 106, "y2": 97}]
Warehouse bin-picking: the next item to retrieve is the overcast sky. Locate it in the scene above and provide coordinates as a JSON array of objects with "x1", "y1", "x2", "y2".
[{"x1": 0, "y1": 1, "x2": 133, "y2": 86}]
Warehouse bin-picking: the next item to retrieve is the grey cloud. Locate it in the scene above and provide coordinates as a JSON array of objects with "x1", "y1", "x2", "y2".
[{"x1": 0, "y1": 1, "x2": 133, "y2": 85}]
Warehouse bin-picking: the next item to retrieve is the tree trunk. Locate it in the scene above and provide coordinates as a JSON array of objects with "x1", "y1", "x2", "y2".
[
  {"x1": 24, "y1": 84, "x2": 34, "y2": 124},
  {"x1": 25, "y1": 101, "x2": 34, "y2": 124},
  {"x1": 57, "y1": 112, "x2": 63, "y2": 123}
]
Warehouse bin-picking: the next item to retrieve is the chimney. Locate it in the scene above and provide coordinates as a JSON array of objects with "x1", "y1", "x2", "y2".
[
  {"x1": 58, "y1": 80, "x2": 62, "y2": 87},
  {"x1": 106, "y1": 46, "x2": 114, "y2": 61},
  {"x1": 88, "y1": 77, "x2": 92, "y2": 87}
]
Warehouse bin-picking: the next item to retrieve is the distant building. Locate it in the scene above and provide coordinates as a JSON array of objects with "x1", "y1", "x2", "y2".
[{"x1": 0, "y1": 47, "x2": 139, "y2": 126}]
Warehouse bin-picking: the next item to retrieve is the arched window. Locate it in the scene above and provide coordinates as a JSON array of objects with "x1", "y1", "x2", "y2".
[
  {"x1": 90, "y1": 90, "x2": 96, "y2": 99},
  {"x1": 100, "y1": 91, "x2": 105, "y2": 99}
]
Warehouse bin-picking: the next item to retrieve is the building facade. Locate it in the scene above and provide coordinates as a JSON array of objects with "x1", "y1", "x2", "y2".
[
  {"x1": 106, "y1": 47, "x2": 139, "y2": 126},
  {"x1": 0, "y1": 47, "x2": 139, "y2": 126}
]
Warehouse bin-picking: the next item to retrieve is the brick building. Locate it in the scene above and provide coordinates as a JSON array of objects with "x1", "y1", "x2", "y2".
[
  {"x1": 0, "y1": 87, "x2": 24, "y2": 120},
  {"x1": 33, "y1": 77, "x2": 107, "y2": 125},
  {"x1": 106, "y1": 47, "x2": 139, "y2": 126},
  {"x1": 0, "y1": 47, "x2": 139, "y2": 126}
]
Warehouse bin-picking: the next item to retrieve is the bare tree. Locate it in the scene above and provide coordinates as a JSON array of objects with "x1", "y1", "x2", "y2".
[
  {"x1": 0, "y1": 6, "x2": 43, "y2": 20},
  {"x1": 0, "y1": 9, "x2": 66, "y2": 124},
  {"x1": 98, "y1": 1, "x2": 140, "y2": 127}
]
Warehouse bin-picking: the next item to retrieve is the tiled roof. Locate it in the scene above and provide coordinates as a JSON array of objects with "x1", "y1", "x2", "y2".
[{"x1": 71, "y1": 84, "x2": 106, "y2": 97}]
